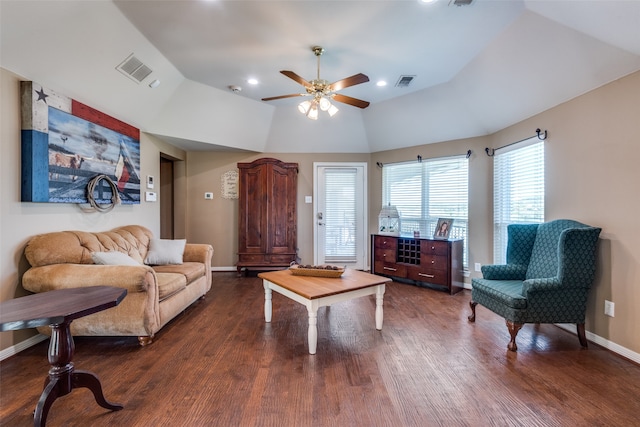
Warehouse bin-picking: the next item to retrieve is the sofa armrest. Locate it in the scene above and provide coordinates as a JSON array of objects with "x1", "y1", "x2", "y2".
[
  {"x1": 183, "y1": 244, "x2": 213, "y2": 265},
  {"x1": 183, "y1": 244, "x2": 213, "y2": 287},
  {"x1": 22, "y1": 263, "x2": 161, "y2": 337},
  {"x1": 481, "y1": 264, "x2": 528, "y2": 280},
  {"x1": 22, "y1": 264, "x2": 157, "y2": 294}
]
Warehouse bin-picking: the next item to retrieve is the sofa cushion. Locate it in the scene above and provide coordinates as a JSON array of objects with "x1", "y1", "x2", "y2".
[
  {"x1": 145, "y1": 239, "x2": 186, "y2": 265},
  {"x1": 156, "y1": 272, "x2": 187, "y2": 301},
  {"x1": 152, "y1": 262, "x2": 205, "y2": 285},
  {"x1": 91, "y1": 251, "x2": 141, "y2": 266}
]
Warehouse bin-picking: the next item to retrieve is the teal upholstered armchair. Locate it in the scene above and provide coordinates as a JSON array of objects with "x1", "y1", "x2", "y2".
[{"x1": 468, "y1": 219, "x2": 601, "y2": 351}]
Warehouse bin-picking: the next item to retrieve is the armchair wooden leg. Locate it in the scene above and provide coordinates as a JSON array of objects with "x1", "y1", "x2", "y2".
[
  {"x1": 577, "y1": 323, "x2": 588, "y2": 348},
  {"x1": 506, "y1": 321, "x2": 523, "y2": 352},
  {"x1": 468, "y1": 301, "x2": 477, "y2": 322}
]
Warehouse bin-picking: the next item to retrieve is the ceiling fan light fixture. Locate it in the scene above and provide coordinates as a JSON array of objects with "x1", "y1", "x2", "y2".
[
  {"x1": 319, "y1": 96, "x2": 332, "y2": 111},
  {"x1": 327, "y1": 104, "x2": 339, "y2": 117},
  {"x1": 298, "y1": 100, "x2": 311, "y2": 114},
  {"x1": 307, "y1": 103, "x2": 319, "y2": 120}
]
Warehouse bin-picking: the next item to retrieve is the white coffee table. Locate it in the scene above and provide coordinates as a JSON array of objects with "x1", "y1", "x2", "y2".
[{"x1": 258, "y1": 268, "x2": 389, "y2": 354}]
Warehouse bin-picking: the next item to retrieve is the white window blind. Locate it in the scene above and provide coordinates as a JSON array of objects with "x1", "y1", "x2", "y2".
[
  {"x1": 324, "y1": 168, "x2": 357, "y2": 262},
  {"x1": 493, "y1": 138, "x2": 544, "y2": 264},
  {"x1": 382, "y1": 156, "x2": 469, "y2": 267}
]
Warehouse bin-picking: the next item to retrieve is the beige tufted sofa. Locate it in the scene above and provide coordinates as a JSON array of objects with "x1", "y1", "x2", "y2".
[{"x1": 22, "y1": 225, "x2": 213, "y2": 346}]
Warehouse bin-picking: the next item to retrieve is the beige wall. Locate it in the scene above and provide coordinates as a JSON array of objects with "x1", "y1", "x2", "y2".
[
  {"x1": 185, "y1": 152, "x2": 371, "y2": 268},
  {"x1": 2, "y1": 66, "x2": 639, "y2": 356},
  {"x1": 0, "y1": 69, "x2": 182, "y2": 352},
  {"x1": 487, "y1": 71, "x2": 640, "y2": 353}
]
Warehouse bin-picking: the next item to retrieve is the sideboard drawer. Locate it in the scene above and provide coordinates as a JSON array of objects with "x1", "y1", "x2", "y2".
[
  {"x1": 420, "y1": 254, "x2": 448, "y2": 271},
  {"x1": 374, "y1": 260, "x2": 407, "y2": 278},
  {"x1": 374, "y1": 235, "x2": 397, "y2": 250},
  {"x1": 374, "y1": 248, "x2": 396, "y2": 262},
  {"x1": 421, "y1": 240, "x2": 449, "y2": 256},
  {"x1": 407, "y1": 267, "x2": 448, "y2": 286}
]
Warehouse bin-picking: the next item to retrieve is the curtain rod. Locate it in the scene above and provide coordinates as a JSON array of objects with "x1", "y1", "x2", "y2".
[
  {"x1": 376, "y1": 150, "x2": 472, "y2": 168},
  {"x1": 485, "y1": 128, "x2": 547, "y2": 157}
]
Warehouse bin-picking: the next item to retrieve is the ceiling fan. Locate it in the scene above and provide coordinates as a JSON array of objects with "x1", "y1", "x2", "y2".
[{"x1": 261, "y1": 46, "x2": 370, "y2": 119}]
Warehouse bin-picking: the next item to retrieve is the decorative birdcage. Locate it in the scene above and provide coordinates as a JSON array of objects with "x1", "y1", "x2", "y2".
[{"x1": 378, "y1": 204, "x2": 400, "y2": 236}]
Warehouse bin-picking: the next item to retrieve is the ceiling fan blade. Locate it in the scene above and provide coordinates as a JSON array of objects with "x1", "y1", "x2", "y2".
[
  {"x1": 261, "y1": 93, "x2": 306, "y2": 101},
  {"x1": 332, "y1": 93, "x2": 370, "y2": 109},
  {"x1": 280, "y1": 71, "x2": 312, "y2": 88},
  {"x1": 328, "y1": 73, "x2": 370, "y2": 92}
]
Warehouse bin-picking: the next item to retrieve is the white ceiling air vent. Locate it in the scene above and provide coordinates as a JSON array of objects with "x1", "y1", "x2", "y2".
[
  {"x1": 116, "y1": 53, "x2": 153, "y2": 84},
  {"x1": 395, "y1": 75, "x2": 416, "y2": 88},
  {"x1": 449, "y1": 0, "x2": 474, "y2": 6}
]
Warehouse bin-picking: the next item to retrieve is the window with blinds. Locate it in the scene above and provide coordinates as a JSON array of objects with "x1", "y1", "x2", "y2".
[
  {"x1": 382, "y1": 156, "x2": 469, "y2": 268},
  {"x1": 493, "y1": 137, "x2": 545, "y2": 264}
]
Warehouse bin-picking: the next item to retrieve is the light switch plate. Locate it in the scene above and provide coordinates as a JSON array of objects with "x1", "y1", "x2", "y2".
[
  {"x1": 305, "y1": 196, "x2": 312, "y2": 204},
  {"x1": 204, "y1": 192, "x2": 214, "y2": 200}
]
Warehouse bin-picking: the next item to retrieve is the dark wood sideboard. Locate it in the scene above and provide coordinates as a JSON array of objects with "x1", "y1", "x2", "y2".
[{"x1": 371, "y1": 234, "x2": 464, "y2": 294}]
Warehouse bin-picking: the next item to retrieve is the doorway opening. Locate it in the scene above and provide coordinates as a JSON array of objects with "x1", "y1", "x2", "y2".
[{"x1": 159, "y1": 155, "x2": 174, "y2": 239}]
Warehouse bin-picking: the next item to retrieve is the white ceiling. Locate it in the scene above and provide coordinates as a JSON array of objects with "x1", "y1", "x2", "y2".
[{"x1": 2, "y1": 0, "x2": 640, "y2": 153}]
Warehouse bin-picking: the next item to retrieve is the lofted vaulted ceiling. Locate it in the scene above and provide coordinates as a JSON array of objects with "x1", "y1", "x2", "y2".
[{"x1": 2, "y1": 1, "x2": 640, "y2": 153}]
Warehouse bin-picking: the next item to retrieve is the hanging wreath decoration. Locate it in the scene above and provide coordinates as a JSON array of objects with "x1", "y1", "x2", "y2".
[{"x1": 85, "y1": 174, "x2": 121, "y2": 212}]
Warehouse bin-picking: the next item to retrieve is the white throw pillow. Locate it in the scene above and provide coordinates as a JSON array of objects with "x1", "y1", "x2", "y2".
[
  {"x1": 144, "y1": 238, "x2": 186, "y2": 265},
  {"x1": 92, "y1": 251, "x2": 141, "y2": 266}
]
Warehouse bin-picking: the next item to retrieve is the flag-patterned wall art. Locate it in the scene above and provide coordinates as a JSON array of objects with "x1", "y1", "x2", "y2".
[{"x1": 21, "y1": 81, "x2": 141, "y2": 204}]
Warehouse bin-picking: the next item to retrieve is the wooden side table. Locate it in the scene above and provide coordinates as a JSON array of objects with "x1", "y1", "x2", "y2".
[{"x1": 0, "y1": 286, "x2": 127, "y2": 427}]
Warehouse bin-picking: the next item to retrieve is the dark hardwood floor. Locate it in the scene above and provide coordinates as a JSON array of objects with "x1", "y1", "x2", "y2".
[{"x1": 1, "y1": 272, "x2": 639, "y2": 426}]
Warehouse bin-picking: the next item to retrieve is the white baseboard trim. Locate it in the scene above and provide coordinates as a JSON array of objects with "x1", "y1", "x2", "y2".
[
  {"x1": 212, "y1": 266, "x2": 238, "y2": 272},
  {"x1": 0, "y1": 334, "x2": 48, "y2": 362},
  {"x1": 556, "y1": 323, "x2": 640, "y2": 364}
]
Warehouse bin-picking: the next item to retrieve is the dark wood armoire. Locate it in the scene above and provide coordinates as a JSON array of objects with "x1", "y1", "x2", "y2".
[{"x1": 237, "y1": 158, "x2": 298, "y2": 275}]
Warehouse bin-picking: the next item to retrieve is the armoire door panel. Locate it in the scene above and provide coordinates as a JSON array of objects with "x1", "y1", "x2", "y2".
[{"x1": 242, "y1": 167, "x2": 267, "y2": 251}]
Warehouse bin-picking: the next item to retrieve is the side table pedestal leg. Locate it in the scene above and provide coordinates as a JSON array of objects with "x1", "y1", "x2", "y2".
[
  {"x1": 33, "y1": 322, "x2": 122, "y2": 427},
  {"x1": 73, "y1": 370, "x2": 123, "y2": 410},
  {"x1": 34, "y1": 378, "x2": 59, "y2": 427}
]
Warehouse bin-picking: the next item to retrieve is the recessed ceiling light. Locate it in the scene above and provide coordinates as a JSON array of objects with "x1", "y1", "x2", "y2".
[
  {"x1": 376, "y1": 80, "x2": 387, "y2": 87},
  {"x1": 420, "y1": 0, "x2": 438, "y2": 3},
  {"x1": 247, "y1": 78, "x2": 259, "y2": 85}
]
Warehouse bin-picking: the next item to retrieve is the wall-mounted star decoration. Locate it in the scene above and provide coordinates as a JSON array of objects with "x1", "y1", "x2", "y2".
[{"x1": 35, "y1": 87, "x2": 48, "y2": 103}]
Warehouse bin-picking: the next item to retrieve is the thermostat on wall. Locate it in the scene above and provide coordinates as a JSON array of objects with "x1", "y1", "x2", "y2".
[{"x1": 145, "y1": 191, "x2": 157, "y2": 202}]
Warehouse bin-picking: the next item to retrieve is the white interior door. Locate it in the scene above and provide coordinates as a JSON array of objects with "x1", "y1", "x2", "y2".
[{"x1": 313, "y1": 162, "x2": 367, "y2": 270}]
